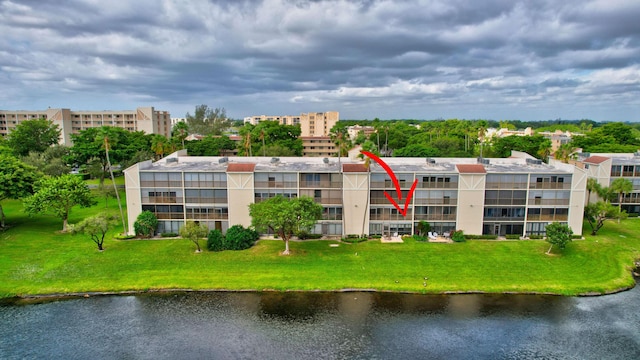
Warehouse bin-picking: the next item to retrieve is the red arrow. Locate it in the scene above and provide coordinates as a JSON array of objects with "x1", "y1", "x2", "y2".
[{"x1": 361, "y1": 151, "x2": 418, "y2": 217}]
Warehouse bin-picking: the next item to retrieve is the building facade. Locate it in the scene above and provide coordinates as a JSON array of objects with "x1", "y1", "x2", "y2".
[
  {"x1": 243, "y1": 111, "x2": 339, "y2": 137},
  {"x1": 124, "y1": 152, "x2": 586, "y2": 237},
  {"x1": 0, "y1": 107, "x2": 171, "y2": 145},
  {"x1": 579, "y1": 152, "x2": 640, "y2": 214}
]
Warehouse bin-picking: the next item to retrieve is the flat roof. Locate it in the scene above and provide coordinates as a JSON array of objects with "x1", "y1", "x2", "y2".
[{"x1": 138, "y1": 154, "x2": 573, "y2": 175}]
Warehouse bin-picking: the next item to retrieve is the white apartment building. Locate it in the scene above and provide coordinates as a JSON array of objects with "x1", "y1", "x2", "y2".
[
  {"x1": 124, "y1": 151, "x2": 586, "y2": 238},
  {"x1": 0, "y1": 107, "x2": 171, "y2": 145}
]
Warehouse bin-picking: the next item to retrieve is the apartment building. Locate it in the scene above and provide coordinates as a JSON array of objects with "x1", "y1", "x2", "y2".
[
  {"x1": 124, "y1": 151, "x2": 586, "y2": 237},
  {"x1": 301, "y1": 137, "x2": 337, "y2": 157},
  {"x1": 578, "y1": 152, "x2": 640, "y2": 214},
  {"x1": 243, "y1": 111, "x2": 339, "y2": 137},
  {"x1": 0, "y1": 107, "x2": 171, "y2": 145}
]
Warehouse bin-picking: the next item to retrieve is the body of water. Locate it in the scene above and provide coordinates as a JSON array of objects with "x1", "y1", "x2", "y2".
[{"x1": 1, "y1": 286, "x2": 639, "y2": 359}]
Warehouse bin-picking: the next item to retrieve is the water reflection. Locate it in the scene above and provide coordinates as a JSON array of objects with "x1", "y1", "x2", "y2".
[{"x1": 1, "y1": 289, "x2": 639, "y2": 359}]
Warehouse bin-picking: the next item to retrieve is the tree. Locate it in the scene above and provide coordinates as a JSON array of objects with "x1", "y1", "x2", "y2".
[
  {"x1": 0, "y1": 154, "x2": 39, "y2": 228},
  {"x1": 586, "y1": 178, "x2": 601, "y2": 204},
  {"x1": 416, "y1": 220, "x2": 431, "y2": 237},
  {"x1": 21, "y1": 145, "x2": 71, "y2": 177},
  {"x1": 68, "y1": 127, "x2": 151, "y2": 186},
  {"x1": 171, "y1": 121, "x2": 189, "y2": 148},
  {"x1": 545, "y1": 222, "x2": 573, "y2": 254},
  {"x1": 610, "y1": 178, "x2": 633, "y2": 222},
  {"x1": 185, "y1": 105, "x2": 231, "y2": 136},
  {"x1": 249, "y1": 195, "x2": 323, "y2": 255},
  {"x1": 584, "y1": 201, "x2": 626, "y2": 235},
  {"x1": 7, "y1": 118, "x2": 61, "y2": 156},
  {"x1": 134, "y1": 210, "x2": 159, "y2": 238},
  {"x1": 71, "y1": 213, "x2": 117, "y2": 251},
  {"x1": 179, "y1": 221, "x2": 209, "y2": 252},
  {"x1": 207, "y1": 229, "x2": 225, "y2": 252},
  {"x1": 23, "y1": 174, "x2": 96, "y2": 232}
]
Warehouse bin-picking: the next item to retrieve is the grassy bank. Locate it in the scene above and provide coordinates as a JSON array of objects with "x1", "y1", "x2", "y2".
[{"x1": 1, "y1": 197, "x2": 639, "y2": 298}]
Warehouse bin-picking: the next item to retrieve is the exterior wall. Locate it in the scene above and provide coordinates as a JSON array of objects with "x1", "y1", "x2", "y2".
[
  {"x1": 124, "y1": 154, "x2": 586, "y2": 238},
  {"x1": 227, "y1": 172, "x2": 255, "y2": 228},
  {"x1": 123, "y1": 161, "x2": 147, "y2": 235},
  {"x1": 243, "y1": 112, "x2": 339, "y2": 137},
  {"x1": 0, "y1": 107, "x2": 171, "y2": 145},
  {"x1": 302, "y1": 137, "x2": 337, "y2": 157},
  {"x1": 342, "y1": 173, "x2": 369, "y2": 236},
  {"x1": 456, "y1": 173, "x2": 486, "y2": 234}
]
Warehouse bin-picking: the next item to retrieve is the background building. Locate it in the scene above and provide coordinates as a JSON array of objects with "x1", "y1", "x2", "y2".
[
  {"x1": 243, "y1": 111, "x2": 339, "y2": 137},
  {"x1": 0, "y1": 107, "x2": 171, "y2": 145},
  {"x1": 125, "y1": 151, "x2": 586, "y2": 238}
]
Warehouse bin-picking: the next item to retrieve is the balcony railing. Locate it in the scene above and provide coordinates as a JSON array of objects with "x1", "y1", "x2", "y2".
[
  {"x1": 314, "y1": 197, "x2": 342, "y2": 205},
  {"x1": 186, "y1": 213, "x2": 228, "y2": 220},
  {"x1": 155, "y1": 213, "x2": 184, "y2": 220},
  {"x1": 483, "y1": 215, "x2": 525, "y2": 221},
  {"x1": 413, "y1": 214, "x2": 456, "y2": 221},
  {"x1": 413, "y1": 198, "x2": 456, "y2": 205},
  {"x1": 484, "y1": 199, "x2": 527, "y2": 205},
  {"x1": 527, "y1": 199, "x2": 570, "y2": 206},
  {"x1": 485, "y1": 182, "x2": 528, "y2": 189},
  {"x1": 529, "y1": 183, "x2": 571, "y2": 190},
  {"x1": 184, "y1": 181, "x2": 227, "y2": 188},
  {"x1": 142, "y1": 196, "x2": 182, "y2": 204},
  {"x1": 419, "y1": 182, "x2": 458, "y2": 189},
  {"x1": 299, "y1": 181, "x2": 342, "y2": 188},
  {"x1": 526, "y1": 215, "x2": 569, "y2": 221},
  {"x1": 184, "y1": 197, "x2": 228, "y2": 204},
  {"x1": 254, "y1": 181, "x2": 297, "y2": 188}
]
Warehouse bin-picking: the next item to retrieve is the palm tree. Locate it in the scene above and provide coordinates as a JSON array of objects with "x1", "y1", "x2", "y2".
[
  {"x1": 610, "y1": 178, "x2": 633, "y2": 222},
  {"x1": 101, "y1": 134, "x2": 126, "y2": 234},
  {"x1": 586, "y1": 178, "x2": 601, "y2": 204},
  {"x1": 554, "y1": 143, "x2": 577, "y2": 163}
]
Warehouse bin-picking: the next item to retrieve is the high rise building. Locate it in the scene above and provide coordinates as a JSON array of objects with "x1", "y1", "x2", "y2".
[{"x1": 0, "y1": 106, "x2": 171, "y2": 145}]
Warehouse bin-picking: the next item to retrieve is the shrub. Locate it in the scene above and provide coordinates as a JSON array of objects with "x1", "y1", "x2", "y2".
[
  {"x1": 529, "y1": 234, "x2": 544, "y2": 239},
  {"x1": 571, "y1": 234, "x2": 583, "y2": 239},
  {"x1": 224, "y1": 225, "x2": 259, "y2": 250},
  {"x1": 413, "y1": 235, "x2": 428, "y2": 242},
  {"x1": 505, "y1": 234, "x2": 521, "y2": 240},
  {"x1": 207, "y1": 229, "x2": 225, "y2": 252},
  {"x1": 342, "y1": 236, "x2": 367, "y2": 243},
  {"x1": 464, "y1": 234, "x2": 498, "y2": 240},
  {"x1": 451, "y1": 230, "x2": 466, "y2": 243},
  {"x1": 161, "y1": 232, "x2": 178, "y2": 238},
  {"x1": 295, "y1": 230, "x2": 323, "y2": 240},
  {"x1": 134, "y1": 211, "x2": 158, "y2": 238}
]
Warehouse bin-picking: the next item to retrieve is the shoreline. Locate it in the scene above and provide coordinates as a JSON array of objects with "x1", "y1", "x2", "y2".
[{"x1": 3, "y1": 280, "x2": 637, "y2": 305}]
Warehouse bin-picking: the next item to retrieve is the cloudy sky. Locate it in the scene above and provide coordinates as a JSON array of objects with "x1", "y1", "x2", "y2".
[{"x1": 1, "y1": 0, "x2": 639, "y2": 121}]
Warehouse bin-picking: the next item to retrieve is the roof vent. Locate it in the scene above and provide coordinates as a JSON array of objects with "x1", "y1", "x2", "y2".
[
  {"x1": 166, "y1": 158, "x2": 178, "y2": 164},
  {"x1": 218, "y1": 157, "x2": 228, "y2": 164},
  {"x1": 526, "y1": 158, "x2": 543, "y2": 165},
  {"x1": 323, "y1": 157, "x2": 330, "y2": 164},
  {"x1": 270, "y1": 157, "x2": 280, "y2": 165},
  {"x1": 477, "y1": 157, "x2": 490, "y2": 165},
  {"x1": 426, "y1": 158, "x2": 436, "y2": 164}
]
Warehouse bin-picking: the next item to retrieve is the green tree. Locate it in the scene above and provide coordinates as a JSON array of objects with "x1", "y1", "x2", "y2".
[
  {"x1": 23, "y1": 174, "x2": 95, "y2": 232},
  {"x1": 249, "y1": 195, "x2": 323, "y2": 255},
  {"x1": 171, "y1": 121, "x2": 189, "y2": 148},
  {"x1": 545, "y1": 222, "x2": 573, "y2": 254},
  {"x1": 610, "y1": 178, "x2": 633, "y2": 222},
  {"x1": 179, "y1": 220, "x2": 209, "y2": 252},
  {"x1": 488, "y1": 135, "x2": 551, "y2": 160},
  {"x1": 238, "y1": 121, "x2": 303, "y2": 156},
  {"x1": 0, "y1": 154, "x2": 39, "y2": 228},
  {"x1": 185, "y1": 105, "x2": 231, "y2": 136},
  {"x1": 134, "y1": 210, "x2": 159, "y2": 238},
  {"x1": 71, "y1": 213, "x2": 117, "y2": 251},
  {"x1": 185, "y1": 135, "x2": 235, "y2": 156},
  {"x1": 21, "y1": 145, "x2": 72, "y2": 177},
  {"x1": 416, "y1": 220, "x2": 431, "y2": 237},
  {"x1": 7, "y1": 118, "x2": 61, "y2": 156},
  {"x1": 584, "y1": 201, "x2": 626, "y2": 235},
  {"x1": 68, "y1": 127, "x2": 151, "y2": 186},
  {"x1": 393, "y1": 144, "x2": 438, "y2": 157},
  {"x1": 586, "y1": 178, "x2": 601, "y2": 204}
]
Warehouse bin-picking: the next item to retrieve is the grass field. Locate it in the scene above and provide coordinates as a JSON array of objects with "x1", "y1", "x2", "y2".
[{"x1": 1, "y1": 194, "x2": 639, "y2": 299}]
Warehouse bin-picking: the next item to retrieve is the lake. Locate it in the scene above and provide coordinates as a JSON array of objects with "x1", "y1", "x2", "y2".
[{"x1": 1, "y1": 285, "x2": 639, "y2": 359}]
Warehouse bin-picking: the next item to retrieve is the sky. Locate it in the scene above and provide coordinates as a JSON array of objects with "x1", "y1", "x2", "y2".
[{"x1": 1, "y1": 0, "x2": 639, "y2": 122}]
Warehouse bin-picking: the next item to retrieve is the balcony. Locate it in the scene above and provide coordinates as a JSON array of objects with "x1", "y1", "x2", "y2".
[
  {"x1": 254, "y1": 181, "x2": 297, "y2": 188},
  {"x1": 299, "y1": 181, "x2": 342, "y2": 188},
  {"x1": 529, "y1": 183, "x2": 571, "y2": 190},
  {"x1": 413, "y1": 214, "x2": 456, "y2": 221},
  {"x1": 527, "y1": 215, "x2": 569, "y2": 221},
  {"x1": 142, "y1": 196, "x2": 182, "y2": 204}
]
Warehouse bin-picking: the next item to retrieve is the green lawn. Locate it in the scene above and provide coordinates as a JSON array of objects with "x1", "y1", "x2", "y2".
[
  {"x1": 84, "y1": 175, "x2": 125, "y2": 186},
  {"x1": 1, "y1": 195, "x2": 639, "y2": 299}
]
